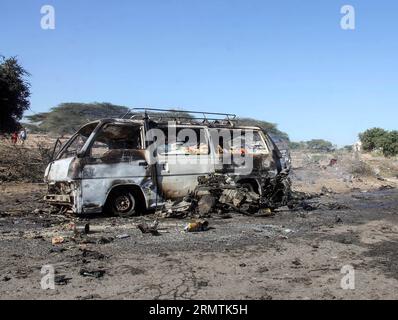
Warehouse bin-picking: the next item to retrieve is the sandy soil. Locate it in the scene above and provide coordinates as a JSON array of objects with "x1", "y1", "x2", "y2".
[{"x1": 1, "y1": 150, "x2": 398, "y2": 300}]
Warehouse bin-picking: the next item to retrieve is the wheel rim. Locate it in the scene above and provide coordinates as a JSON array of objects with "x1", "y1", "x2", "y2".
[{"x1": 114, "y1": 194, "x2": 134, "y2": 213}]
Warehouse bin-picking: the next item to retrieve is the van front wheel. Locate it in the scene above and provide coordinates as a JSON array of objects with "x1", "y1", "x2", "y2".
[{"x1": 108, "y1": 189, "x2": 136, "y2": 217}]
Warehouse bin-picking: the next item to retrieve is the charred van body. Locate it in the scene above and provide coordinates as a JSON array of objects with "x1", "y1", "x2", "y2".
[{"x1": 44, "y1": 109, "x2": 291, "y2": 216}]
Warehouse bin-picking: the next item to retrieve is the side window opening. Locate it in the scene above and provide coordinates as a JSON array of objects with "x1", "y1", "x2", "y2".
[
  {"x1": 246, "y1": 130, "x2": 269, "y2": 154},
  {"x1": 211, "y1": 129, "x2": 269, "y2": 155},
  {"x1": 90, "y1": 124, "x2": 142, "y2": 160},
  {"x1": 157, "y1": 127, "x2": 209, "y2": 155}
]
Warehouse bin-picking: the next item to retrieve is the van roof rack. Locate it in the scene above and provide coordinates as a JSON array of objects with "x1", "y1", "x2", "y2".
[{"x1": 122, "y1": 107, "x2": 237, "y2": 124}]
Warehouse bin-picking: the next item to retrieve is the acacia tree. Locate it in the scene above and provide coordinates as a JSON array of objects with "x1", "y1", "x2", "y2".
[
  {"x1": 306, "y1": 139, "x2": 334, "y2": 152},
  {"x1": 26, "y1": 103, "x2": 130, "y2": 135},
  {"x1": 0, "y1": 56, "x2": 31, "y2": 133},
  {"x1": 235, "y1": 117, "x2": 289, "y2": 141}
]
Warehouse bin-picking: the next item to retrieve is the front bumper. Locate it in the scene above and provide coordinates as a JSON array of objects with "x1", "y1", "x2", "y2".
[{"x1": 44, "y1": 194, "x2": 73, "y2": 205}]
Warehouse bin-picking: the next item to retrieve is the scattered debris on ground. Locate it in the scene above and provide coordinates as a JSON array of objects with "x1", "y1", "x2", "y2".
[
  {"x1": 288, "y1": 199, "x2": 351, "y2": 211},
  {"x1": 74, "y1": 223, "x2": 90, "y2": 235},
  {"x1": 49, "y1": 247, "x2": 66, "y2": 254},
  {"x1": 54, "y1": 275, "x2": 72, "y2": 285},
  {"x1": 51, "y1": 236, "x2": 64, "y2": 245},
  {"x1": 156, "y1": 172, "x2": 293, "y2": 219},
  {"x1": 79, "y1": 268, "x2": 106, "y2": 279},
  {"x1": 184, "y1": 219, "x2": 209, "y2": 232},
  {"x1": 137, "y1": 220, "x2": 160, "y2": 235},
  {"x1": 80, "y1": 249, "x2": 106, "y2": 261},
  {"x1": 97, "y1": 236, "x2": 114, "y2": 244},
  {"x1": 115, "y1": 234, "x2": 130, "y2": 239}
]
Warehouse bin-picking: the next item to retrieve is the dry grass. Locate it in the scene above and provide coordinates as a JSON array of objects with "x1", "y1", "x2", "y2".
[
  {"x1": 0, "y1": 138, "x2": 52, "y2": 183},
  {"x1": 348, "y1": 160, "x2": 375, "y2": 177}
]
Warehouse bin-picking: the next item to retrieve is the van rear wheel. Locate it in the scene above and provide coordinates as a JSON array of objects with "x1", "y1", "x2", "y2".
[{"x1": 108, "y1": 189, "x2": 136, "y2": 217}]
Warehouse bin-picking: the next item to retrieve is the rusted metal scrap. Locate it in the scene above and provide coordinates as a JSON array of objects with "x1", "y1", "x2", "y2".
[
  {"x1": 156, "y1": 172, "x2": 293, "y2": 218},
  {"x1": 156, "y1": 200, "x2": 193, "y2": 218}
]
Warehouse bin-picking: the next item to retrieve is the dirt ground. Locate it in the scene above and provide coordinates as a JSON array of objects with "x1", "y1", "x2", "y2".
[{"x1": 1, "y1": 148, "x2": 398, "y2": 300}]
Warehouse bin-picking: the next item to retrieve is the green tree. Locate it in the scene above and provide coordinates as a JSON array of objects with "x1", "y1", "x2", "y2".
[
  {"x1": 26, "y1": 102, "x2": 129, "y2": 135},
  {"x1": 306, "y1": 139, "x2": 334, "y2": 152},
  {"x1": 27, "y1": 104, "x2": 289, "y2": 140},
  {"x1": 379, "y1": 130, "x2": 398, "y2": 157},
  {"x1": 289, "y1": 141, "x2": 306, "y2": 150},
  {"x1": 0, "y1": 56, "x2": 31, "y2": 133},
  {"x1": 359, "y1": 128, "x2": 388, "y2": 151},
  {"x1": 235, "y1": 117, "x2": 289, "y2": 141}
]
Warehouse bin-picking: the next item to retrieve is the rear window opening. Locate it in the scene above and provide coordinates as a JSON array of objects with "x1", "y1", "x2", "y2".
[{"x1": 210, "y1": 129, "x2": 269, "y2": 155}]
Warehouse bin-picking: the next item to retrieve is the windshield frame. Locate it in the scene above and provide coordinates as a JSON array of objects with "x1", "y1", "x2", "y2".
[
  {"x1": 55, "y1": 121, "x2": 100, "y2": 160},
  {"x1": 86, "y1": 122, "x2": 145, "y2": 157},
  {"x1": 85, "y1": 122, "x2": 145, "y2": 159}
]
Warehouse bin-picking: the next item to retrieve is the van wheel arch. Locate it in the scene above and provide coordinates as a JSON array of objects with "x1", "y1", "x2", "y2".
[
  {"x1": 237, "y1": 178, "x2": 261, "y2": 195},
  {"x1": 105, "y1": 185, "x2": 146, "y2": 217}
]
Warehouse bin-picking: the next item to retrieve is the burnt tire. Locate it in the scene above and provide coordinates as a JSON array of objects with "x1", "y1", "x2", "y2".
[{"x1": 107, "y1": 189, "x2": 137, "y2": 217}]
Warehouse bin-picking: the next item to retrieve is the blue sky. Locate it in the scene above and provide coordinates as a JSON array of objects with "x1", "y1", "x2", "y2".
[{"x1": 1, "y1": 0, "x2": 397, "y2": 145}]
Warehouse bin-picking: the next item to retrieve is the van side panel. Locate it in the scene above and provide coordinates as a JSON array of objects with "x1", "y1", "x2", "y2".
[
  {"x1": 155, "y1": 125, "x2": 215, "y2": 199},
  {"x1": 81, "y1": 160, "x2": 152, "y2": 213},
  {"x1": 157, "y1": 155, "x2": 214, "y2": 199}
]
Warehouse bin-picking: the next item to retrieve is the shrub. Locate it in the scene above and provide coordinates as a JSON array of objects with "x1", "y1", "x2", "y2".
[
  {"x1": 359, "y1": 128, "x2": 398, "y2": 157},
  {"x1": 349, "y1": 160, "x2": 374, "y2": 177},
  {"x1": 379, "y1": 131, "x2": 398, "y2": 157},
  {"x1": 0, "y1": 141, "x2": 51, "y2": 182}
]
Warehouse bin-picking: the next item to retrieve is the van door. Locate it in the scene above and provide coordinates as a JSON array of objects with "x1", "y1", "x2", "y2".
[
  {"x1": 80, "y1": 123, "x2": 149, "y2": 213},
  {"x1": 155, "y1": 125, "x2": 214, "y2": 199}
]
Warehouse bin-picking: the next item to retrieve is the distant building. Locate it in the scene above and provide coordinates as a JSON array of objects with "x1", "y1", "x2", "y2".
[{"x1": 353, "y1": 140, "x2": 362, "y2": 152}]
